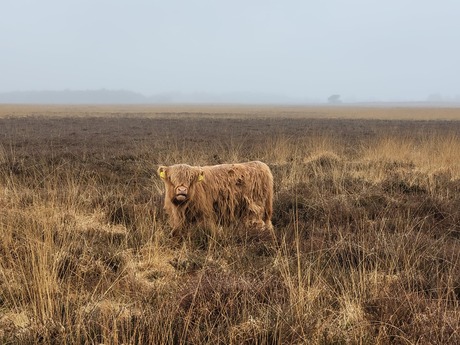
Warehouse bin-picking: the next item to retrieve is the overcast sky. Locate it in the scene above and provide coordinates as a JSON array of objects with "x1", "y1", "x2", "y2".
[{"x1": 1, "y1": 0, "x2": 459, "y2": 102}]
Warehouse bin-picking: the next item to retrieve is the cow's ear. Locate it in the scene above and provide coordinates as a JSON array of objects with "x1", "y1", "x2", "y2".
[
  {"x1": 158, "y1": 166, "x2": 167, "y2": 180},
  {"x1": 198, "y1": 170, "x2": 204, "y2": 182}
]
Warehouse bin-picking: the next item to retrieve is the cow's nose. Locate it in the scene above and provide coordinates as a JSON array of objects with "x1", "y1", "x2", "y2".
[{"x1": 176, "y1": 186, "x2": 187, "y2": 194}]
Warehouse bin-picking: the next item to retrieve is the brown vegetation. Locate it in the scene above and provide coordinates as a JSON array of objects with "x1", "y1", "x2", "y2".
[{"x1": 1, "y1": 105, "x2": 460, "y2": 344}]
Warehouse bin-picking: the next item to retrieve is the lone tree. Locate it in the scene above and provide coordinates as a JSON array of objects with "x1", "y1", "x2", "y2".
[{"x1": 328, "y1": 94, "x2": 342, "y2": 104}]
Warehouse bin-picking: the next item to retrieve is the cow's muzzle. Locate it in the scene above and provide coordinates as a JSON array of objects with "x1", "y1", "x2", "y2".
[
  {"x1": 174, "y1": 186, "x2": 188, "y2": 203},
  {"x1": 175, "y1": 193, "x2": 187, "y2": 201}
]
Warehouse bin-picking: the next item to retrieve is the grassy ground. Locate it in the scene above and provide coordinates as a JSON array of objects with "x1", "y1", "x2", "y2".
[{"x1": 1, "y1": 105, "x2": 460, "y2": 344}]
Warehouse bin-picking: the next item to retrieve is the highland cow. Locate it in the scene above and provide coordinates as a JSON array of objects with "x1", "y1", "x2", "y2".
[{"x1": 158, "y1": 161, "x2": 273, "y2": 231}]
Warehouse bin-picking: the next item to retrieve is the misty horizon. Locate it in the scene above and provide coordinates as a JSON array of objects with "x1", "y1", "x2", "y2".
[
  {"x1": 1, "y1": 1, "x2": 459, "y2": 103},
  {"x1": 1, "y1": 88, "x2": 460, "y2": 105}
]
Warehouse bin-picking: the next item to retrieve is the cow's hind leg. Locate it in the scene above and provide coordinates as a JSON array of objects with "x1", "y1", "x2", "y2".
[{"x1": 244, "y1": 204, "x2": 270, "y2": 231}]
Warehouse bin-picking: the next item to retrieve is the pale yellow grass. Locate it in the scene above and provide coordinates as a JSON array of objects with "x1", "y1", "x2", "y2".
[
  {"x1": 1, "y1": 104, "x2": 460, "y2": 120},
  {"x1": 1, "y1": 108, "x2": 460, "y2": 344}
]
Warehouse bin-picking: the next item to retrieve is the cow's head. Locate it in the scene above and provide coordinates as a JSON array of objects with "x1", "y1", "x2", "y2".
[{"x1": 158, "y1": 164, "x2": 204, "y2": 205}]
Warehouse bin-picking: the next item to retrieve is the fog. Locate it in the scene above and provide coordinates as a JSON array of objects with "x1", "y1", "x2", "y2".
[{"x1": 1, "y1": 0, "x2": 459, "y2": 103}]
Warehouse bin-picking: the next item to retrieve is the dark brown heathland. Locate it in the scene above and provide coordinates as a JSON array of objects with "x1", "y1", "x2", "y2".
[{"x1": 1, "y1": 105, "x2": 460, "y2": 344}]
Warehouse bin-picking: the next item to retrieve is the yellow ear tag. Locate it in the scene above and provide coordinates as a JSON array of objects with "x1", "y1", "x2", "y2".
[
  {"x1": 159, "y1": 171, "x2": 166, "y2": 179},
  {"x1": 198, "y1": 173, "x2": 204, "y2": 182}
]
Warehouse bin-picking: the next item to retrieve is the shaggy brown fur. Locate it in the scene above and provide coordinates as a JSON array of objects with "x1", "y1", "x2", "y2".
[{"x1": 158, "y1": 161, "x2": 273, "y2": 231}]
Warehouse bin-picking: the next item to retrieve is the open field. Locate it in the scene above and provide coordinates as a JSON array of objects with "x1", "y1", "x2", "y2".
[
  {"x1": 1, "y1": 105, "x2": 460, "y2": 344},
  {"x1": 2, "y1": 104, "x2": 460, "y2": 120}
]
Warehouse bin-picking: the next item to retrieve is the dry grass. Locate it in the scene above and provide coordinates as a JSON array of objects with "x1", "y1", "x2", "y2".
[
  {"x1": 1, "y1": 105, "x2": 460, "y2": 344},
  {"x1": 2, "y1": 104, "x2": 460, "y2": 120}
]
